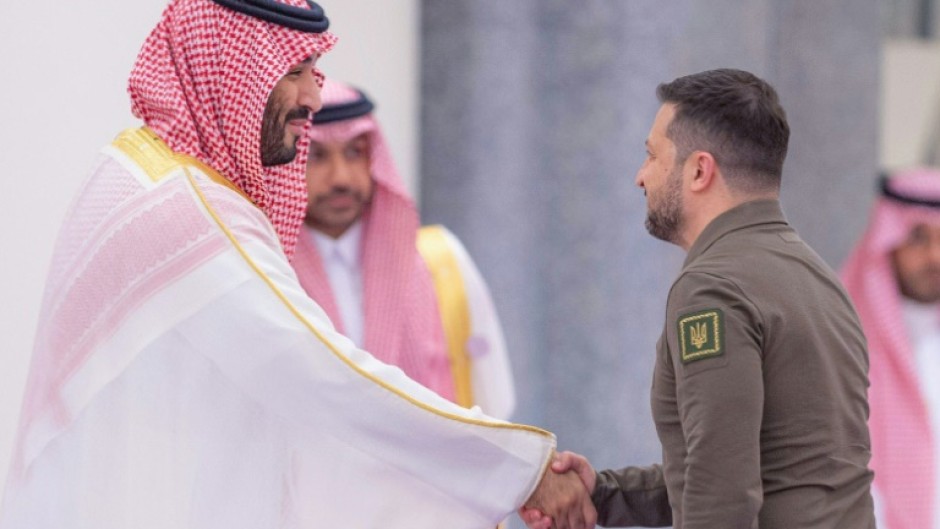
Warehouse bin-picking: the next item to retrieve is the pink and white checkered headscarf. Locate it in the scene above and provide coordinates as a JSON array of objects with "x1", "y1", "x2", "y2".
[
  {"x1": 291, "y1": 80, "x2": 455, "y2": 400},
  {"x1": 841, "y1": 168, "x2": 940, "y2": 529},
  {"x1": 128, "y1": 0, "x2": 336, "y2": 259}
]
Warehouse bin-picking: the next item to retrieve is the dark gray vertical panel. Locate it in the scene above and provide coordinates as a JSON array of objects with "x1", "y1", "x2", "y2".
[
  {"x1": 882, "y1": 0, "x2": 928, "y2": 37},
  {"x1": 529, "y1": 1, "x2": 685, "y2": 470},
  {"x1": 673, "y1": 0, "x2": 774, "y2": 75},
  {"x1": 421, "y1": 1, "x2": 551, "y2": 425},
  {"x1": 772, "y1": 0, "x2": 880, "y2": 266}
]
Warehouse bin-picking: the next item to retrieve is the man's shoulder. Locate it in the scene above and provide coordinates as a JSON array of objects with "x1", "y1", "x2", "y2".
[
  {"x1": 417, "y1": 225, "x2": 464, "y2": 258},
  {"x1": 108, "y1": 127, "x2": 184, "y2": 183},
  {"x1": 417, "y1": 225, "x2": 489, "y2": 271},
  {"x1": 417, "y1": 225, "x2": 458, "y2": 267},
  {"x1": 674, "y1": 223, "x2": 844, "y2": 315},
  {"x1": 690, "y1": 223, "x2": 816, "y2": 281},
  {"x1": 108, "y1": 127, "x2": 257, "y2": 209},
  {"x1": 667, "y1": 269, "x2": 746, "y2": 308},
  {"x1": 667, "y1": 246, "x2": 770, "y2": 317},
  {"x1": 417, "y1": 224, "x2": 455, "y2": 241},
  {"x1": 416, "y1": 224, "x2": 486, "y2": 287}
]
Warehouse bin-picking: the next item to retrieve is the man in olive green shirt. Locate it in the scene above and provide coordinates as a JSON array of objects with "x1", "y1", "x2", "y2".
[{"x1": 524, "y1": 69, "x2": 875, "y2": 529}]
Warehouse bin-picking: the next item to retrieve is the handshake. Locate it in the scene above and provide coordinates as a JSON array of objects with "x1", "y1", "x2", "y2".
[{"x1": 520, "y1": 451, "x2": 597, "y2": 529}]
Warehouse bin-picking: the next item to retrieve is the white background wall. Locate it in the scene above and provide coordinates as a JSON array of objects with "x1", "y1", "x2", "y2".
[
  {"x1": 0, "y1": 0, "x2": 417, "y2": 497},
  {"x1": 882, "y1": 39, "x2": 940, "y2": 169}
]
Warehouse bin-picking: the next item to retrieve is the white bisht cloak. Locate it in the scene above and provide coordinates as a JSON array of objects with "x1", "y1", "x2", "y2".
[{"x1": 0, "y1": 128, "x2": 554, "y2": 529}]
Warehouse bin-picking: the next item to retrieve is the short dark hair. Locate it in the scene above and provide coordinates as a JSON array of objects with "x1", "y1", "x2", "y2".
[{"x1": 656, "y1": 68, "x2": 789, "y2": 192}]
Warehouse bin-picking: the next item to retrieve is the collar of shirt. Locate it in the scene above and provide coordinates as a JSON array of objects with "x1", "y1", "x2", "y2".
[
  {"x1": 684, "y1": 199, "x2": 789, "y2": 266},
  {"x1": 901, "y1": 298, "x2": 940, "y2": 346},
  {"x1": 311, "y1": 221, "x2": 363, "y2": 268}
]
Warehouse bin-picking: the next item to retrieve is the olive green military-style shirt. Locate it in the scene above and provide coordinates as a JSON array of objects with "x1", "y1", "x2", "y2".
[{"x1": 592, "y1": 200, "x2": 875, "y2": 528}]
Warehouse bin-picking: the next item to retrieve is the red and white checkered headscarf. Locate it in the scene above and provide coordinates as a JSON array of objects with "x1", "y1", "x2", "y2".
[
  {"x1": 291, "y1": 80, "x2": 455, "y2": 401},
  {"x1": 128, "y1": 0, "x2": 336, "y2": 259},
  {"x1": 841, "y1": 168, "x2": 940, "y2": 529}
]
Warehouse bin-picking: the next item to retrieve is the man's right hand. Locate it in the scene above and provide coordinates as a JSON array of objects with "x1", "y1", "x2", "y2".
[
  {"x1": 552, "y1": 451, "x2": 597, "y2": 493},
  {"x1": 521, "y1": 451, "x2": 597, "y2": 529},
  {"x1": 519, "y1": 451, "x2": 597, "y2": 529}
]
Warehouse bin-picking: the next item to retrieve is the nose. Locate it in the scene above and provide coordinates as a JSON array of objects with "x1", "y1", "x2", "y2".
[
  {"x1": 329, "y1": 157, "x2": 353, "y2": 187},
  {"x1": 299, "y1": 70, "x2": 322, "y2": 113},
  {"x1": 635, "y1": 168, "x2": 645, "y2": 189},
  {"x1": 927, "y1": 238, "x2": 940, "y2": 265}
]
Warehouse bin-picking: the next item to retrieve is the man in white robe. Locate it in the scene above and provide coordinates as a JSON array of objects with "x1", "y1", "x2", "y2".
[{"x1": 0, "y1": 1, "x2": 594, "y2": 527}]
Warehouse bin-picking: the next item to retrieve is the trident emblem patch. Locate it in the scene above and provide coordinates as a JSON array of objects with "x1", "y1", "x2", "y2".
[{"x1": 678, "y1": 309, "x2": 724, "y2": 364}]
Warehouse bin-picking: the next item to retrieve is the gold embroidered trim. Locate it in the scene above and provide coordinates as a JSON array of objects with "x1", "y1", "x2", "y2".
[
  {"x1": 417, "y1": 225, "x2": 474, "y2": 408},
  {"x1": 111, "y1": 127, "x2": 180, "y2": 182},
  {"x1": 111, "y1": 127, "x2": 253, "y2": 205}
]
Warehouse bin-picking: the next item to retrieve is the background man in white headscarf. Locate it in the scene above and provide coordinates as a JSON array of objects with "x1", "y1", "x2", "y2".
[
  {"x1": 293, "y1": 79, "x2": 515, "y2": 418},
  {"x1": 0, "y1": 1, "x2": 594, "y2": 527},
  {"x1": 842, "y1": 169, "x2": 940, "y2": 529}
]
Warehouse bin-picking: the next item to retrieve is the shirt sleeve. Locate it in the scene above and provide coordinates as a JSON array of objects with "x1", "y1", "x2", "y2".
[
  {"x1": 440, "y1": 227, "x2": 517, "y2": 420},
  {"x1": 666, "y1": 271, "x2": 764, "y2": 528},
  {"x1": 592, "y1": 465, "x2": 672, "y2": 527}
]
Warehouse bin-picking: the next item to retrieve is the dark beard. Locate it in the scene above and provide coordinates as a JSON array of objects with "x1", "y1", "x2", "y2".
[
  {"x1": 260, "y1": 104, "x2": 308, "y2": 167},
  {"x1": 644, "y1": 174, "x2": 683, "y2": 244}
]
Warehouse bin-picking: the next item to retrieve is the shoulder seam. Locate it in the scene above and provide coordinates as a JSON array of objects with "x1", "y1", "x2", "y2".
[{"x1": 670, "y1": 270, "x2": 767, "y2": 339}]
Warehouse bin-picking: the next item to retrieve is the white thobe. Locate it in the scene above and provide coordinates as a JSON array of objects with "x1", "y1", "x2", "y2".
[{"x1": 0, "y1": 129, "x2": 553, "y2": 529}]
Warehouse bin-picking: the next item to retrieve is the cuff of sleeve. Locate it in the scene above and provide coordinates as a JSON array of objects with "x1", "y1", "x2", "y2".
[{"x1": 591, "y1": 467, "x2": 672, "y2": 527}]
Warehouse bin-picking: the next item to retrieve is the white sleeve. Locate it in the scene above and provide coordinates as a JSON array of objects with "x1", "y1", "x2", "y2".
[
  {"x1": 870, "y1": 484, "x2": 888, "y2": 529},
  {"x1": 440, "y1": 228, "x2": 517, "y2": 420},
  {"x1": 185, "y1": 174, "x2": 550, "y2": 526},
  {"x1": 1, "y1": 159, "x2": 552, "y2": 529}
]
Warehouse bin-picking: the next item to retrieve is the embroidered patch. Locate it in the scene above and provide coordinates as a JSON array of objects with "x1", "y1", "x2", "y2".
[{"x1": 678, "y1": 309, "x2": 724, "y2": 364}]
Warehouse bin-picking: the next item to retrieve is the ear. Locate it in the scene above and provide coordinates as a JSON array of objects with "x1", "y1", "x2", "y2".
[{"x1": 686, "y1": 151, "x2": 717, "y2": 193}]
